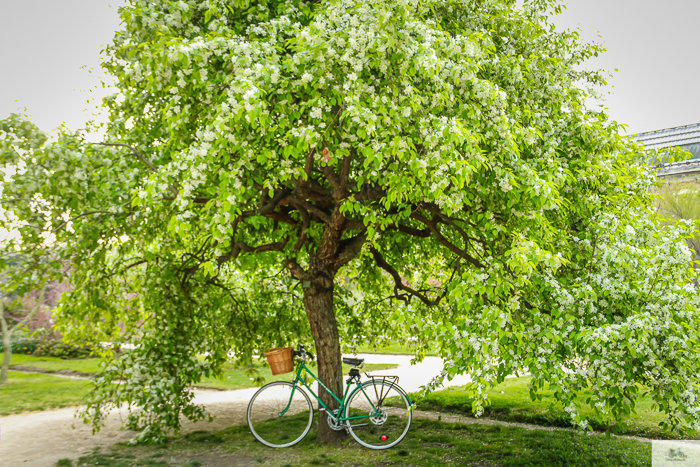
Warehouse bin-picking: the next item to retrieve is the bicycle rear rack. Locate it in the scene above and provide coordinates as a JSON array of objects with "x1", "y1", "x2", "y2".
[{"x1": 364, "y1": 374, "x2": 400, "y2": 405}]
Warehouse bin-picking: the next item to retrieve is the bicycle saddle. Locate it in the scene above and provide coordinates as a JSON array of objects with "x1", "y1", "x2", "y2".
[{"x1": 342, "y1": 357, "x2": 364, "y2": 366}]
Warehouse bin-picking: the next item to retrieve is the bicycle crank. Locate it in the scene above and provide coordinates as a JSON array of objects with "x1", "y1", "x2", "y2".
[{"x1": 327, "y1": 409, "x2": 345, "y2": 431}]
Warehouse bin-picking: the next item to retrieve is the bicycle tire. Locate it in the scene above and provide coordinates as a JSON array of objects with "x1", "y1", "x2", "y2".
[
  {"x1": 247, "y1": 381, "x2": 314, "y2": 448},
  {"x1": 345, "y1": 380, "x2": 412, "y2": 449}
]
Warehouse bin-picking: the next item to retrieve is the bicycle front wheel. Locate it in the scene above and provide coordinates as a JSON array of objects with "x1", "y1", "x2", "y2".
[
  {"x1": 345, "y1": 380, "x2": 412, "y2": 449},
  {"x1": 247, "y1": 381, "x2": 314, "y2": 448}
]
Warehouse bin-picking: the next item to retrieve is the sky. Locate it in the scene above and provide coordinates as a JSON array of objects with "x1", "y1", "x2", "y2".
[{"x1": 0, "y1": 0, "x2": 698, "y2": 135}]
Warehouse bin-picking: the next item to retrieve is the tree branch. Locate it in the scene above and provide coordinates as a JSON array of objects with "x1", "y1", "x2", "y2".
[
  {"x1": 259, "y1": 189, "x2": 289, "y2": 215},
  {"x1": 300, "y1": 149, "x2": 314, "y2": 188},
  {"x1": 163, "y1": 196, "x2": 211, "y2": 204},
  {"x1": 295, "y1": 182, "x2": 332, "y2": 203},
  {"x1": 281, "y1": 196, "x2": 331, "y2": 224},
  {"x1": 395, "y1": 223, "x2": 430, "y2": 237},
  {"x1": 48, "y1": 200, "x2": 133, "y2": 235},
  {"x1": 345, "y1": 220, "x2": 366, "y2": 231},
  {"x1": 218, "y1": 238, "x2": 289, "y2": 264},
  {"x1": 0, "y1": 310, "x2": 8, "y2": 339},
  {"x1": 411, "y1": 211, "x2": 485, "y2": 269},
  {"x1": 106, "y1": 259, "x2": 148, "y2": 279},
  {"x1": 333, "y1": 231, "x2": 367, "y2": 270},
  {"x1": 100, "y1": 142, "x2": 178, "y2": 196},
  {"x1": 4, "y1": 287, "x2": 46, "y2": 333},
  {"x1": 51, "y1": 209, "x2": 122, "y2": 234},
  {"x1": 291, "y1": 204, "x2": 311, "y2": 251},
  {"x1": 263, "y1": 210, "x2": 298, "y2": 226},
  {"x1": 286, "y1": 258, "x2": 305, "y2": 280},
  {"x1": 423, "y1": 204, "x2": 487, "y2": 248},
  {"x1": 354, "y1": 186, "x2": 386, "y2": 201},
  {"x1": 369, "y1": 247, "x2": 442, "y2": 306},
  {"x1": 320, "y1": 165, "x2": 341, "y2": 194},
  {"x1": 339, "y1": 154, "x2": 352, "y2": 193}
]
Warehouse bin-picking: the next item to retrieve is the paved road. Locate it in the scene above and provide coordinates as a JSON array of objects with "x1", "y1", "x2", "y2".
[
  {"x1": 350, "y1": 353, "x2": 472, "y2": 393},
  {"x1": 0, "y1": 354, "x2": 470, "y2": 467}
]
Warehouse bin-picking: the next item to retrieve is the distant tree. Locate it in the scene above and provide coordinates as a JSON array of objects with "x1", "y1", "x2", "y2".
[
  {"x1": 656, "y1": 182, "x2": 700, "y2": 266},
  {"x1": 1, "y1": 0, "x2": 700, "y2": 444}
]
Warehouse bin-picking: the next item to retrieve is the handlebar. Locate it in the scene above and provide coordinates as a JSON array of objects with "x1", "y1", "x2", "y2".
[{"x1": 295, "y1": 344, "x2": 314, "y2": 361}]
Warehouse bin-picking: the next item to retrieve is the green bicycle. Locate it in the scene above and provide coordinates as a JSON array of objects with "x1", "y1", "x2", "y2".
[{"x1": 246, "y1": 344, "x2": 413, "y2": 450}]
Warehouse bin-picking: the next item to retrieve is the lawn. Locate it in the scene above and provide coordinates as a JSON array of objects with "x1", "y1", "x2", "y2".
[
  {"x1": 9, "y1": 354, "x2": 397, "y2": 390},
  {"x1": 0, "y1": 371, "x2": 93, "y2": 415},
  {"x1": 1, "y1": 357, "x2": 395, "y2": 416},
  {"x1": 10, "y1": 353, "x2": 105, "y2": 374},
  {"x1": 2, "y1": 356, "x2": 397, "y2": 416},
  {"x1": 354, "y1": 342, "x2": 438, "y2": 356},
  {"x1": 56, "y1": 416, "x2": 651, "y2": 467},
  {"x1": 413, "y1": 375, "x2": 693, "y2": 440}
]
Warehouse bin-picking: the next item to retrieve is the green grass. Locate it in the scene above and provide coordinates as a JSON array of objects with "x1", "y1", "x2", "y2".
[
  {"x1": 0, "y1": 371, "x2": 92, "y2": 415},
  {"x1": 69, "y1": 416, "x2": 651, "y2": 467},
  {"x1": 10, "y1": 353, "x2": 105, "y2": 374},
  {"x1": 10, "y1": 354, "x2": 396, "y2": 390},
  {"x1": 354, "y1": 342, "x2": 438, "y2": 356},
  {"x1": 3, "y1": 357, "x2": 397, "y2": 416},
  {"x1": 61, "y1": 451, "x2": 167, "y2": 466},
  {"x1": 412, "y1": 375, "x2": 694, "y2": 440}
]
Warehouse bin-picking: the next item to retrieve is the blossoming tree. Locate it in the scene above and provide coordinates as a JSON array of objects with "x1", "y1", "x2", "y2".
[{"x1": 2, "y1": 0, "x2": 699, "y2": 443}]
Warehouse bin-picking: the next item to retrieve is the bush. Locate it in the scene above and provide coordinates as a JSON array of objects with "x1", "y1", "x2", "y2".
[
  {"x1": 0, "y1": 337, "x2": 39, "y2": 355},
  {"x1": 33, "y1": 340, "x2": 92, "y2": 359}
]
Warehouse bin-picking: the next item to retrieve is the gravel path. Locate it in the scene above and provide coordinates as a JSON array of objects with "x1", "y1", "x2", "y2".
[{"x1": 0, "y1": 394, "x2": 259, "y2": 467}]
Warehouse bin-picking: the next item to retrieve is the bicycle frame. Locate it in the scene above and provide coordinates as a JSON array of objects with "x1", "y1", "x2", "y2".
[{"x1": 279, "y1": 360, "x2": 382, "y2": 423}]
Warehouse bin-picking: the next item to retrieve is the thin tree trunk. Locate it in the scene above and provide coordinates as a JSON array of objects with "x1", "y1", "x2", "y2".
[
  {"x1": 0, "y1": 290, "x2": 45, "y2": 385},
  {"x1": 0, "y1": 313, "x2": 12, "y2": 385},
  {"x1": 303, "y1": 265, "x2": 345, "y2": 445}
]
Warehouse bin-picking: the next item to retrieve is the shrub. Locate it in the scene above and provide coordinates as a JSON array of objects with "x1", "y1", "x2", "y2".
[
  {"x1": 0, "y1": 337, "x2": 39, "y2": 355},
  {"x1": 33, "y1": 340, "x2": 92, "y2": 359}
]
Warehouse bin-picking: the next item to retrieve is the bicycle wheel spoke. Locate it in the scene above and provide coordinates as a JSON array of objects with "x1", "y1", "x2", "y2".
[
  {"x1": 345, "y1": 381, "x2": 411, "y2": 450},
  {"x1": 247, "y1": 382, "x2": 314, "y2": 448}
]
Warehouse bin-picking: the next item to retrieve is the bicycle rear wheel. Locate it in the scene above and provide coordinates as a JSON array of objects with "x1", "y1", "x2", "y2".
[
  {"x1": 345, "y1": 380, "x2": 412, "y2": 449},
  {"x1": 247, "y1": 381, "x2": 314, "y2": 448}
]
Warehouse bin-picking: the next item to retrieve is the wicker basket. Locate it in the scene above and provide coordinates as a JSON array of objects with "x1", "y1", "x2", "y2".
[{"x1": 264, "y1": 346, "x2": 295, "y2": 375}]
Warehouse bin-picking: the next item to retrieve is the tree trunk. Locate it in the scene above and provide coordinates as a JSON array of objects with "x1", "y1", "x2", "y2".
[
  {"x1": 0, "y1": 315, "x2": 11, "y2": 386},
  {"x1": 303, "y1": 264, "x2": 344, "y2": 445}
]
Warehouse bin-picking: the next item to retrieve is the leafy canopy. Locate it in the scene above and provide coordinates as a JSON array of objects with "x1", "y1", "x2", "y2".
[{"x1": 1, "y1": 0, "x2": 699, "y2": 441}]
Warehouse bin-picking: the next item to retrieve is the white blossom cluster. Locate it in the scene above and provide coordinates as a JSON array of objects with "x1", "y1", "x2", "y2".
[{"x1": 417, "y1": 207, "x2": 700, "y2": 432}]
